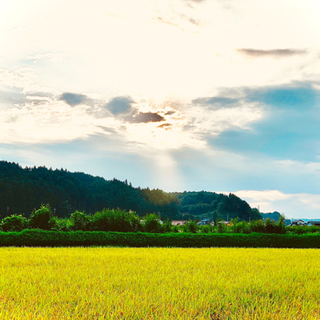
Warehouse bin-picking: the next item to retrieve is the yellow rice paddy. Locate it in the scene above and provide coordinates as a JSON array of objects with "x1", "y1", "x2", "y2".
[{"x1": 0, "y1": 247, "x2": 319, "y2": 319}]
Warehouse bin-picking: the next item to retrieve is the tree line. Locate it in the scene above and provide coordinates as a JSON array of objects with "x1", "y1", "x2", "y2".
[
  {"x1": 1, "y1": 203, "x2": 318, "y2": 235},
  {"x1": 0, "y1": 161, "x2": 261, "y2": 221}
]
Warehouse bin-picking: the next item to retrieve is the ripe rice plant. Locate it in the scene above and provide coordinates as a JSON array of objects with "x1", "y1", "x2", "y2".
[{"x1": 0, "y1": 247, "x2": 319, "y2": 319}]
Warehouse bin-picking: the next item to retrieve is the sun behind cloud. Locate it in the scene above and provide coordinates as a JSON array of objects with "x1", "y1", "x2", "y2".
[{"x1": 124, "y1": 103, "x2": 197, "y2": 149}]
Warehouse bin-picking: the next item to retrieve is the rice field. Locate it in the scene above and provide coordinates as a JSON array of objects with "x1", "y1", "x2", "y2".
[{"x1": 0, "y1": 247, "x2": 319, "y2": 319}]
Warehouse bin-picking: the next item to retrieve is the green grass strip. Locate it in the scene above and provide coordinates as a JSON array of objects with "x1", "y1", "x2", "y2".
[{"x1": 0, "y1": 230, "x2": 320, "y2": 248}]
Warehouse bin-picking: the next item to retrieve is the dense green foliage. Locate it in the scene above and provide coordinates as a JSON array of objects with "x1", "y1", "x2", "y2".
[
  {"x1": 0, "y1": 161, "x2": 261, "y2": 221},
  {"x1": 0, "y1": 204, "x2": 316, "y2": 238},
  {"x1": 29, "y1": 204, "x2": 55, "y2": 230},
  {"x1": 172, "y1": 191, "x2": 262, "y2": 221},
  {"x1": 0, "y1": 161, "x2": 180, "y2": 219},
  {"x1": 91, "y1": 208, "x2": 142, "y2": 232},
  {"x1": 287, "y1": 225, "x2": 320, "y2": 234},
  {"x1": 0, "y1": 229, "x2": 320, "y2": 248},
  {"x1": 70, "y1": 211, "x2": 92, "y2": 231},
  {"x1": 0, "y1": 214, "x2": 28, "y2": 232},
  {"x1": 141, "y1": 213, "x2": 163, "y2": 233},
  {"x1": 0, "y1": 202, "x2": 318, "y2": 247}
]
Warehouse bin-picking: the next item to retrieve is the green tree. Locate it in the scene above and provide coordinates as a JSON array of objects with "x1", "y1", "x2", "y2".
[
  {"x1": 276, "y1": 215, "x2": 286, "y2": 234},
  {"x1": 30, "y1": 204, "x2": 54, "y2": 230},
  {"x1": 51, "y1": 217, "x2": 72, "y2": 231},
  {"x1": 265, "y1": 218, "x2": 277, "y2": 234},
  {"x1": 199, "y1": 224, "x2": 214, "y2": 233},
  {"x1": 71, "y1": 211, "x2": 92, "y2": 231},
  {"x1": 251, "y1": 208, "x2": 262, "y2": 220},
  {"x1": 230, "y1": 219, "x2": 251, "y2": 234},
  {"x1": 250, "y1": 219, "x2": 265, "y2": 233},
  {"x1": 182, "y1": 220, "x2": 199, "y2": 233},
  {"x1": 0, "y1": 214, "x2": 29, "y2": 232},
  {"x1": 92, "y1": 208, "x2": 142, "y2": 232},
  {"x1": 161, "y1": 218, "x2": 172, "y2": 233},
  {"x1": 142, "y1": 213, "x2": 163, "y2": 233},
  {"x1": 217, "y1": 221, "x2": 228, "y2": 233}
]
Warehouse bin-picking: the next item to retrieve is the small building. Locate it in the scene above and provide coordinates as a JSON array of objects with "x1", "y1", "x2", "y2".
[
  {"x1": 171, "y1": 220, "x2": 186, "y2": 226},
  {"x1": 140, "y1": 219, "x2": 163, "y2": 225},
  {"x1": 197, "y1": 219, "x2": 213, "y2": 226},
  {"x1": 290, "y1": 219, "x2": 307, "y2": 226},
  {"x1": 307, "y1": 220, "x2": 320, "y2": 227},
  {"x1": 218, "y1": 220, "x2": 231, "y2": 226}
]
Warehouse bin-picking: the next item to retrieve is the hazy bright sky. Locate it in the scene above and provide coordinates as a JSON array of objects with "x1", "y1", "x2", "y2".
[{"x1": 1, "y1": 0, "x2": 320, "y2": 218}]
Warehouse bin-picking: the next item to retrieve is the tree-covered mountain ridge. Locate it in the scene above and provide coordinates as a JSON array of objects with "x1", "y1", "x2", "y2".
[{"x1": 0, "y1": 161, "x2": 263, "y2": 221}]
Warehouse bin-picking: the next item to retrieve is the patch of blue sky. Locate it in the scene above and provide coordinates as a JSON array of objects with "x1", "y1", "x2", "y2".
[
  {"x1": 247, "y1": 85, "x2": 319, "y2": 111},
  {"x1": 212, "y1": 85, "x2": 320, "y2": 162}
]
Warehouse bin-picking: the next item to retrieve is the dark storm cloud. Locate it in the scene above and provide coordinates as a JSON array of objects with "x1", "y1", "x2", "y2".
[
  {"x1": 238, "y1": 48, "x2": 307, "y2": 58},
  {"x1": 105, "y1": 96, "x2": 134, "y2": 115},
  {"x1": 59, "y1": 93, "x2": 89, "y2": 106},
  {"x1": 193, "y1": 96, "x2": 238, "y2": 107},
  {"x1": 165, "y1": 111, "x2": 176, "y2": 116},
  {"x1": 130, "y1": 112, "x2": 164, "y2": 123}
]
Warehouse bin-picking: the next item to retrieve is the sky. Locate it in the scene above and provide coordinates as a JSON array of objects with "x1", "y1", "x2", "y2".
[{"x1": 1, "y1": 0, "x2": 320, "y2": 218}]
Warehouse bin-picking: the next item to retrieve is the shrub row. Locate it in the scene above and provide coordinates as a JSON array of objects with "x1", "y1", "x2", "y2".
[
  {"x1": 1, "y1": 230, "x2": 320, "y2": 248},
  {"x1": 0, "y1": 205, "x2": 166, "y2": 233},
  {"x1": 2, "y1": 204, "x2": 318, "y2": 235}
]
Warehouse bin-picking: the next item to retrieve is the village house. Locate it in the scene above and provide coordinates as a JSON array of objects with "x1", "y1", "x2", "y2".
[
  {"x1": 171, "y1": 220, "x2": 186, "y2": 226},
  {"x1": 218, "y1": 220, "x2": 231, "y2": 226},
  {"x1": 197, "y1": 218, "x2": 213, "y2": 226},
  {"x1": 307, "y1": 220, "x2": 320, "y2": 227},
  {"x1": 290, "y1": 219, "x2": 306, "y2": 226}
]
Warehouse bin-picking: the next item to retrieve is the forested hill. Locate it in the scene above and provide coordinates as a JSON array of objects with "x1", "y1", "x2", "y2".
[
  {"x1": 172, "y1": 191, "x2": 262, "y2": 221},
  {"x1": 0, "y1": 161, "x2": 180, "y2": 219},
  {"x1": 0, "y1": 161, "x2": 261, "y2": 221},
  {"x1": 261, "y1": 211, "x2": 282, "y2": 221}
]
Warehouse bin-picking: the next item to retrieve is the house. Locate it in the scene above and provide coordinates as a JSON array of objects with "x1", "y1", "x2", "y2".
[
  {"x1": 307, "y1": 220, "x2": 320, "y2": 227},
  {"x1": 171, "y1": 220, "x2": 186, "y2": 226},
  {"x1": 140, "y1": 219, "x2": 163, "y2": 225},
  {"x1": 290, "y1": 219, "x2": 307, "y2": 226},
  {"x1": 197, "y1": 219, "x2": 213, "y2": 226}
]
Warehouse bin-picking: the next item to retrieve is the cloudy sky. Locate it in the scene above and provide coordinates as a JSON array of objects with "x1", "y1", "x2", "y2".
[{"x1": 1, "y1": 0, "x2": 320, "y2": 218}]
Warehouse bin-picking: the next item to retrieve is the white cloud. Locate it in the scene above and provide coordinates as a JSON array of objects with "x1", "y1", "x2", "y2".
[
  {"x1": 0, "y1": 67, "x2": 59, "y2": 95},
  {"x1": 2, "y1": 0, "x2": 320, "y2": 100},
  {"x1": 0, "y1": 100, "x2": 105, "y2": 144},
  {"x1": 235, "y1": 190, "x2": 292, "y2": 202},
  {"x1": 1, "y1": 0, "x2": 320, "y2": 218},
  {"x1": 275, "y1": 160, "x2": 320, "y2": 175},
  {"x1": 185, "y1": 101, "x2": 264, "y2": 139},
  {"x1": 233, "y1": 190, "x2": 320, "y2": 219},
  {"x1": 26, "y1": 53, "x2": 68, "y2": 63},
  {"x1": 0, "y1": 65, "x2": 266, "y2": 149}
]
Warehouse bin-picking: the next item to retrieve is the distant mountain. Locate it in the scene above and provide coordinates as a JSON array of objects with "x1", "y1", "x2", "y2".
[
  {"x1": 171, "y1": 191, "x2": 262, "y2": 222},
  {"x1": 260, "y1": 211, "x2": 293, "y2": 225},
  {"x1": 0, "y1": 161, "x2": 261, "y2": 221},
  {"x1": 261, "y1": 211, "x2": 281, "y2": 221}
]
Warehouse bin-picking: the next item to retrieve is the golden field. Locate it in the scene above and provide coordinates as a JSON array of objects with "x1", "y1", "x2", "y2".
[{"x1": 0, "y1": 247, "x2": 319, "y2": 319}]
